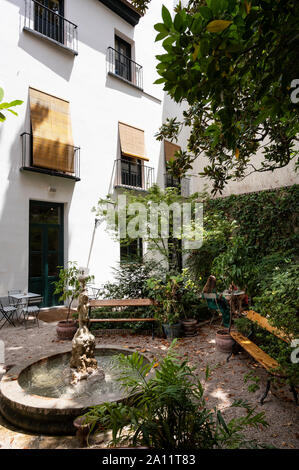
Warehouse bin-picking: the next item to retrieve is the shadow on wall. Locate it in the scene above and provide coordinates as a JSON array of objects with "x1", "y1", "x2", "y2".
[
  {"x1": 0, "y1": 91, "x2": 76, "y2": 296},
  {"x1": 105, "y1": 74, "x2": 143, "y2": 99}
]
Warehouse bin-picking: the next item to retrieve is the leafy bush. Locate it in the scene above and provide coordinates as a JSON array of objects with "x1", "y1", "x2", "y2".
[
  {"x1": 253, "y1": 263, "x2": 299, "y2": 338},
  {"x1": 82, "y1": 343, "x2": 269, "y2": 449},
  {"x1": 98, "y1": 260, "x2": 167, "y2": 300},
  {"x1": 147, "y1": 269, "x2": 200, "y2": 325}
]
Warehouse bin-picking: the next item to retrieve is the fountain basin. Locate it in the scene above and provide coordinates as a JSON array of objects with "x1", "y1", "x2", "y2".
[{"x1": 0, "y1": 345, "x2": 152, "y2": 435}]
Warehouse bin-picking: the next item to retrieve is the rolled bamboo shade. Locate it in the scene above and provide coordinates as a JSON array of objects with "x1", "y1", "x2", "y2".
[
  {"x1": 164, "y1": 140, "x2": 181, "y2": 162},
  {"x1": 119, "y1": 121, "x2": 149, "y2": 161},
  {"x1": 29, "y1": 88, "x2": 74, "y2": 173}
]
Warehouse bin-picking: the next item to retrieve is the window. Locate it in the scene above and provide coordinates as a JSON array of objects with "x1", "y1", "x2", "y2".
[
  {"x1": 164, "y1": 140, "x2": 181, "y2": 189},
  {"x1": 29, "y1": 87, "x2": 75, "y2": 173},
  {"x1": 34, "y1": 0, "x2": 64, "y2": 44},
  {"x1": 115, "y1": 36, "x2": 132, "y2": 82},
  {"x1": 120, "y1": 239, "x2": 143, "y2": 263},
  {"x1": 121, "y1": 155, "x2": 142, "y2": 188}
]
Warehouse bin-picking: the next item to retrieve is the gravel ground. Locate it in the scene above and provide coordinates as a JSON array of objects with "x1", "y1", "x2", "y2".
[{"x1": 0, "y1": 319, "x2": 298, "y2": 449}]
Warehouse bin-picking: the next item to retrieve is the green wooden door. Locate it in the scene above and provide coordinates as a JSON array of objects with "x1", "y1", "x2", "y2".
[{"x1": 29, "y1": 201, "x2": 64, "y2": 307}]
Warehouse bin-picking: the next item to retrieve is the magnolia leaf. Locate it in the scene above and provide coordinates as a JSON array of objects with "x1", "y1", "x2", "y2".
[
  {"x1": 0, "y1": 87, "x2": 4, "y2": 102},
  {"x1": 206, "y1": 20, "x2": 232, "y2": 33},
  {"x1": 162, "y1": 5, "x2": 172, "y2": 30}
]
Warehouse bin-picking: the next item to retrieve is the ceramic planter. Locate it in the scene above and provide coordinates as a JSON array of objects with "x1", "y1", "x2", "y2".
[
  {"x1": 56, "y1": 320, "x2": 77, "y2": 340},
  {"x1": 181, "y1": 319, "x2": 198, "y2": 337},
  {"x1": 215, "y1": 329, "x2": 234, "y2": 353},
  {"x1": 162, "y1": 322, "x2": 182, "y2": 340}
]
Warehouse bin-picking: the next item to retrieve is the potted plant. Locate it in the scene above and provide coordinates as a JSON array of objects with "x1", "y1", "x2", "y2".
[
  {"x1": 147, "y1": 270, "x2": 200, "y2": 339},
  {"x1": 147, "y1": 275, "x2": 183, "y2": 339},
  {"x1": 53, "y1": 262, "x2": 94, "y2": 340}
]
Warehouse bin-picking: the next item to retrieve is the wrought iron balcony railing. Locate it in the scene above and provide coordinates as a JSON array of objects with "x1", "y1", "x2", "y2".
[
  {"x1": 21, "y1": 132, "x2": 80, "y2": 181},
  {"x1": 165, "y1": 173, "x2": 190, "y2": 197},
  {"x1": 111, "y1": 158, "x2": 154, "y2": 191},
  {"x1": 107, "y1": 47, "x2": 143, "y2": 90},
  {"x1": 24, "y1": 0, "x2": 78, "y2": 54}
]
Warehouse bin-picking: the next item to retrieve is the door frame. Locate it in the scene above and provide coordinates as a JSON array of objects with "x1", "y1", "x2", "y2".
[{"x1": 28, "y1": 200, "x2": 64, "y2": 307}]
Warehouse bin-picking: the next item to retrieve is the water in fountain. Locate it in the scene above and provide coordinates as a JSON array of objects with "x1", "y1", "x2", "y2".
[{"x1": 18, "y1": 349, "x2": 134, "y2": 402}]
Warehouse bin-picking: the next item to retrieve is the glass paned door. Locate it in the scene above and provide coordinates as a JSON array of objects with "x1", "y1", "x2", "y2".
[
  {"x1": 115, "y1": 36, "x2": 131, "y2": 82},
  {"x1": 29, "y1": 201, "x2": 64, "y2": 307},
  {"x1": 34, "y1": 0, "x2": 64, "y2": 44}
]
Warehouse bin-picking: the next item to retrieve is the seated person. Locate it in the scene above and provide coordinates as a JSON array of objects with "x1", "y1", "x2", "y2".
[{"x1": 203, "y1": 275, "x2": 231, "y2": 328}]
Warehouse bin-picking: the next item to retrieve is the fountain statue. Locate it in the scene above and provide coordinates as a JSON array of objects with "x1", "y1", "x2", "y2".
[{"x1": 70, "y1": 275, "x2": 104, "y2": 383}]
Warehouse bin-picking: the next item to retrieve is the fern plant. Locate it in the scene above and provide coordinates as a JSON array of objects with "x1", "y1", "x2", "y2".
[{"x1": 82, "y1": 342, "x2": 268, "y2": 449}]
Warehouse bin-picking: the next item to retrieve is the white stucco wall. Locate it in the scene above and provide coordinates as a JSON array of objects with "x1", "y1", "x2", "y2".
[{"x1": 0, "y1": 0, "x2": 174, "y2": 297}]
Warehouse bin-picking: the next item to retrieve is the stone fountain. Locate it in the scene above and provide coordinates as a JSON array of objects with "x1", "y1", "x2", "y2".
[{"x1": 0, "y1": 276, "x2": 153, "y2": 435}]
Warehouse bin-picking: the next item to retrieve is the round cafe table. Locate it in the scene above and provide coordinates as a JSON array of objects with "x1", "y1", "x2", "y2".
[{"x1": 222, "y1": 290, "x2": 245, "y2": 315}]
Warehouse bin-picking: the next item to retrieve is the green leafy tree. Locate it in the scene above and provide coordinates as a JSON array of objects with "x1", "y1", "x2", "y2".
[
  {"x1": 136, "y1": 1, "x2": 299, "y2": 193},
  {"x1": 94, "y1": 185, "x2": 204, "y2": 272},
  {"x1": 0, "y1": 87, "x2": 23, "y2": 122}
]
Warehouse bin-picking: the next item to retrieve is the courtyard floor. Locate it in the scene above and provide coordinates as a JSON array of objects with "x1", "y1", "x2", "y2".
[{"x1": 0, "y1": 319, "x2": 298, "y2": 449}]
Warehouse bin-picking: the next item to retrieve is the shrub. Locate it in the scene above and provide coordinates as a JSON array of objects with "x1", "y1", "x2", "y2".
[{"x1": 147, "y1": 269, "x2": 200, "y2": 325}]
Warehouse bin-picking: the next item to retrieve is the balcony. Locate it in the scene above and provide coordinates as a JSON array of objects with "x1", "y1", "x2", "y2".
[
  {"x1": 107, "y1": 47, "x2": 143, "y2": 90},
  {"x1": 165, "y1": 173, "x2": 190, "y2": 197},
  {"x1": 23, "y1": 0, "x2": 78, "y2": 55},
  {"x1": 21, "y1": 132, "x2": 80, "y2": 181},
  {"x1": 111, "y1": 158, "x2": 154, "y2": 192}
]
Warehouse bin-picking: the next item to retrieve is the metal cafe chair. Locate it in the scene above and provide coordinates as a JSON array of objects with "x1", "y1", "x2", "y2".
[
  {"x1": 8, "y1": 289, "x2": 22, "y2": 306},
  {"x1": 0, "y1": 297, "x2": 17, "y2": 329},
  {"x1": 22, "y1": 296, "x2": 43, "y2": 329}
]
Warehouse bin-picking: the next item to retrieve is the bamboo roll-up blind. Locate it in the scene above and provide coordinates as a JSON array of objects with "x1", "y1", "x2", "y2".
[
  {"x1": 29, "y1": 88, "x2": 74, "y2": 173},
  {"x1": 119, "y1": 122, "x2": 149, "y2": 161},
  {"x1": 164, "y1": 140, "x2": 181, "y2": 162}
]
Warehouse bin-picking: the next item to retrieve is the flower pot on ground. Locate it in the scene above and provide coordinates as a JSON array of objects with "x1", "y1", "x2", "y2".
[
  {"x1": 162, "y1": 322, "x2": 182, "y2": 340},
  {"x1": 215, "y1": 329, "x2": 235, "y2": 353},
  {"x1": 181, "y1": 319, "x2": 198, "y2": 337},
  {"x1": 73, "y1": 416, "x2": 91, "y2": 447},
  {"x1": 56, "y1": 320, "x2": 78, "y2": 340}
]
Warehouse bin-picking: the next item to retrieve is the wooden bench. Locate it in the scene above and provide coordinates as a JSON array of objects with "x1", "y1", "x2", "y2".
[
  {"x1": 88, "y1": 298, "x2": 157, "y2": 338},
  {"x1": 227, "y1": 310, "x2": 298, "y2": 405}
]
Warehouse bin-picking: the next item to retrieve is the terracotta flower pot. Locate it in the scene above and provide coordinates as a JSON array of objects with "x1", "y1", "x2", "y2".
[
  {"x1": 215, "y1": 329, "x2": 234, "y2": 353},
  {"x1": 181, "y1": 319, "x2": 198, "y2": 337},
  {"x1": 56, "y1": 320, "x2": 77, "y2": 340}
]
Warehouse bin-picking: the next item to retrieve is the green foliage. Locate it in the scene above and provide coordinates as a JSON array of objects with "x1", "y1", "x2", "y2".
[
  {"x1": 244, "y1": 371, "x2": 260, "y2": 394},
  {"x1": 129, "y1": 0, "x2": 151, "y2": 15},
  {"x1": 82, "y1": 343, "x2": 268, "y2": 449},
  {"x1": 95, "y1": 184, "x2": 203, "y2": 272},
  {"x1": 254, "y1": 264, "x2": 299, "y2": 339},
  {"x1": 152, "y1": 1, "x2": 299, "y2": 193},
  {"x1": 53, "y1": 261, "x2": 94, "y2": 321},
  {"x1": 0, "y1": 87, "x2": 23, "y2": 122},
  {"x1": 98, "y1": 260, "x2": 166, "y2": 300},
  {"x1": 147, "y1": 269, "x2": 200, "y2": 325},
  {"x1": 187, "y1": 185, "x2": 298, "y2": 297}
]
